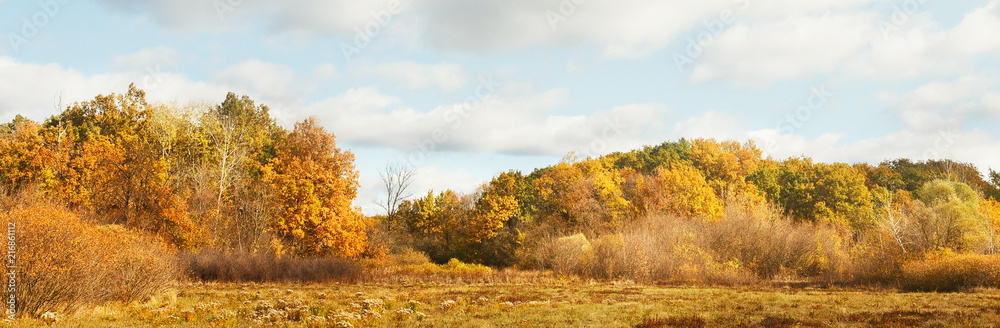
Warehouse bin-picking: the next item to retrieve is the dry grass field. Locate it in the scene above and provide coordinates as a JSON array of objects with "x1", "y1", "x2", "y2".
[{"x1": 11, "y1": 281, "x2": 1000, "y2": 327}]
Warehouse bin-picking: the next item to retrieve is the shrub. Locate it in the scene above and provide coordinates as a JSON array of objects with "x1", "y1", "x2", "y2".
[
  {"x1": 546, "y1": 233, "x2": 594, "y2": 275},
  {"x1": 383, "y1": 258, "x2": 493, "y2": 281},
  {"x1": 900, "y1": 251, "x2": 1000, "y2": 292},
  {"x1": 520, "y1": 196, "x2": 848, "y2": 285},
  {"x1": 92, "y1": 225, "x2": 179, "y2": 303},
  {"x1": 179, "y1": 248, "x2": 361, "y2": 283},
  {"x1": 706, "y1": 196, "x2": 843, "y2": 280},
  {"x1": 3, "y1": 200, "x2": 177, "y2": 317},
  {"x1": 841, "y1": 232, "x2": 907, "y2": 286},
  {"x1": 361, "y1": 248, "x2": 499, "y2": 283}
]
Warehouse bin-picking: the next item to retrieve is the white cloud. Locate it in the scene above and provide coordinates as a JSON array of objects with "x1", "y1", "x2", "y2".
[
  {"x1": 884, "y1": 76, "x2": 997, "y2": 131},
  {"x1": 416, "y1": 0, "x2": 733, "y2": 59},
  {"x1": 212, "y1": 60, "x2": 297, "y2": 101},
  {"x1": 672, "y1": 111, "x2": 742, "y2": 140},
  {"x1": 739, "y1": 0, "x2": 878, "y2": 17},
  {"x1": 943, "y1": 1, "x2": 1000, "y2": 56},
  {"x1": 979, "y1": 93, "x2": 1000, "y2": 118},
  {"x1": 0, "y1": 56, "x2": 230, "y2": 123},
  {"x1": 312, "y1": 63, "x2": 339, "y2": 80},
  {"x1": 99, "y1": 0, "x2": 409, "y2": 36},
  {"x1": 370, "y1": 62, "x2": 467, "y2": 92},
  {"x1": 846, "y1": 1, "x2": 1000, "y2": 80},
  {"x1": 411, "y1": 166, "x2": 480, "y2": 195},
  {"x1": 99, "y1": 0, "x2": 882, "y2": 59},
  {"x1": 111, "y1": 46, "x2": 181, "y2": 71},
  {"x1": 304, "y1": 85, "x2": 668, "y2": 156},
  {"x1": 753, "y1": 127, "x2": 999, "y2": 173},
  {"x1": 690, "y1": 13, "x2": 874, "y2": 87},
  {"x1": 688, "y1": 1, "x2": 1000, "y2": 86}
]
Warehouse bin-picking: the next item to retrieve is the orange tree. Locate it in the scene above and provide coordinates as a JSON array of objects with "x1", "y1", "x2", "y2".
[{"x1": 266, "y1": 117, "x2": 366, "y2": 257}]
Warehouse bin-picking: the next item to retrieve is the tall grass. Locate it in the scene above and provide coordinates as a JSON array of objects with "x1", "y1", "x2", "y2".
[
  {"x1": 900, "y1": 251, "x2": 1000, "y2": 292},
  {"x1": 522, "y1": 196, "x2": 849, "y2": 285},
  {"x1": 179, "y1": 249, "x2": 361, "y2": 283}
]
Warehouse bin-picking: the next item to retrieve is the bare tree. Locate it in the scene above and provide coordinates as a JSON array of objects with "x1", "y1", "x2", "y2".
[
  {"x1": 877, "y1": 191, "x2": 909, "y2": 253},
  {"x1": 379, "y1": 161, "x2": 416, "y2": 229}
]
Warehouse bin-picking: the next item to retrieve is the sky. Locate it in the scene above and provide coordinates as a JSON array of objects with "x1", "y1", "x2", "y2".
[{"x1": 1, "y1": 0, "x2": 999, "y2": 215}]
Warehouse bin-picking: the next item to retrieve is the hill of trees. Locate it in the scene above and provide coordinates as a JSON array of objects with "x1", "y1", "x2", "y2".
[
  {"x1": 4, "y1": 86, "x2": 1000, "y2": 315},
  {"x1": 380, "y1": 138, "x2": 1000, "y2": 284}
]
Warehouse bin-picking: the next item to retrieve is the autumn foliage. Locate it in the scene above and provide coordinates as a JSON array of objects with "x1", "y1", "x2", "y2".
[
  {"x1": 0, "y1": 85, "x2": 368, "y2": 257},
  {"x1": 0, "y1": 194, "x2": 177, "y2": 317},
  {"x1": 0, "y1": 86, "x2": 371, "y2": 316},
  {"x1": 384, "y1": 138, "x2": 1000, "y2": 287},
  {"x1": 3, "y1": 84, "x2": 1000, "y2": 323},
  {"x1": 266, "y1": 118, "x2": 366, "y2": 257}
]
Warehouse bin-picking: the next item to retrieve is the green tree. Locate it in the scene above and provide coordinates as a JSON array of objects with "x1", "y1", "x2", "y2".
[
  {"x1": 987, "y1": 169, "x2": 1000, "y2": 202},
  {"x1": 749, "y1": 157, "x2": 875, "y2": 230},
  {"x1": 913, "y1": 180, "x2": 990, "y2": 252},
  {"x1": 398, "y1": 189, "x2": 473, "y2": 262}
]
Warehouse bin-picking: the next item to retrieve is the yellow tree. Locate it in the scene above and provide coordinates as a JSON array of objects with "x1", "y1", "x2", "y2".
[
  {"x1": 532, "y1": 158, "x2": 631, "y2": 233},
  {"x1": 689, "y1": 139, "x2": 761, "y2": 188},
  {"x1": 266, "y1": 117, "x2": 366, "y2": 257},
  {"x1": 648, "y1": 164, "x2": 724, "y2": 221},
  {"x1": 196, "y1": 93, "x2": 283, "y2": 251},
  {"x1": 982, "y1": 198, "x2": 1000, "y2": 253},
  {"x1": 0, "y1": 115, "x2": 44, "y2": 193},
  {"x1": 533, "y1": 161, "x2": 589, "y2": 230},
  {"x1": 468, "y1": 171, "x2": 525, "y2": 265},
  {"x1": 469, "y1": 172, "x2": 520, "y2": 243}
]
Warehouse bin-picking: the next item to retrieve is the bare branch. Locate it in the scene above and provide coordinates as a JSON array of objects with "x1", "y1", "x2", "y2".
[{"x1": 379, "y1": 161, "x2": 416, "y2": 224}]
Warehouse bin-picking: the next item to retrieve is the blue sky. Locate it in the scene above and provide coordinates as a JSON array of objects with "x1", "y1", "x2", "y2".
[{"x1": 2, "y1": 0, "x2": 999, "y2": 214}]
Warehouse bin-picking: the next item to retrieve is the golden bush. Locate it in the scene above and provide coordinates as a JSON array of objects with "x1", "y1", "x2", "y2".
[
  {"x1": 901, "y1": 251, "x2": 1000, "y2": 292},
  {"x1": 2, "y1": 200, "x2": 178, "y2": 317}
]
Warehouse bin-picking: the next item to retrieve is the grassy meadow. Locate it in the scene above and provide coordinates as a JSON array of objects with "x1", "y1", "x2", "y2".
[{"x1": 11, "y1": 280, "x2": 1000, "y2": 327}]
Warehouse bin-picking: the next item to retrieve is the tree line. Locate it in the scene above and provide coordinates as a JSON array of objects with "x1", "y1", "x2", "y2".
[
  {"x1": 380, "y1": 138, "x2": 1000, "y2": 272},
  {"x1": 4, "y1": 86, "x2": 1000, "y2": 281}
]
